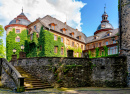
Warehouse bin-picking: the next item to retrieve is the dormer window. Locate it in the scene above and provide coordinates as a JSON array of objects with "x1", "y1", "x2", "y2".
[
  {"x1": 70, "y1": 32, "x2": 74, "y2": 37},
  {"x1": 77, "y1": 36, "x2": 81, "y2": 40},
  {"x1": 61, "y1": 28, "x2": 67, "y2": 34},
  {"x1": 16, "y1": 19, "x2": 20, "y2": 23},
  {"x1": 106, "y1": 31, "x2": 112, "y2": 36},
  {"x1": 94, "y1": 35, "x2": 98, "y2": 39},
  {"x1": 49, "y1": 23, "x2": 57, "y2": 30}
]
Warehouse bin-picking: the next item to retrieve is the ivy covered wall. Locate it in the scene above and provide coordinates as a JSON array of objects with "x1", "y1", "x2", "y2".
[
  {"x1": 87, "y1": 46, "x2": 119, "y2": 58},
  {"x1": 6, "y1": 28, "x2": 27, "y2": 61},
  {"x1": 24, "y1": 27, "x2": 67, "y2": 57}
]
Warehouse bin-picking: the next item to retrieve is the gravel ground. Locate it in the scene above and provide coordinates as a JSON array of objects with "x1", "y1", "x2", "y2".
[{"x1": 0, "y1": 87, "x2": 130, "y2": 94}]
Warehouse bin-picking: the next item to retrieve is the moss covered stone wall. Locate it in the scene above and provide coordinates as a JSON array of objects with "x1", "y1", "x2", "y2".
[{"x1": 15, "y1": 56, "x2": 127, "y2": 88}]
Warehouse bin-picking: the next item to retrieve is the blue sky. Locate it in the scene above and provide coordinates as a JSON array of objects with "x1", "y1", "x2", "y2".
[
  {"x1": 0, "y1": 0, "x2": 118, "y2": 46},
  {"x1": 80, "y1": 0, "x2": 118, "y2": 37}
]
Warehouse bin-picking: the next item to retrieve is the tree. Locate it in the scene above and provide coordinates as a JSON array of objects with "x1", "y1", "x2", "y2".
[{"x1": 0, "y1": 25, "x2": 5, "y2": 58}]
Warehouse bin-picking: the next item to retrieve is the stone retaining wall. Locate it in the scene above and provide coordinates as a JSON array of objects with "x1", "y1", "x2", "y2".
[
  {"x1": 1, "y1": 68, "x2": 16, "y2": 89},
  {"x1": 12, "y1": 56, "x2": 127, "y2": 88}
]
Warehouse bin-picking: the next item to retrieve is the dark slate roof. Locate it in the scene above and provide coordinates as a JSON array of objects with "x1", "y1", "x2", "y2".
[
  {"x1": 39, "y1": 15, "x2": 87, "y2": 43},
  {"x1": 9, "y1": 13, "x2": 31, "y2": 26},
  {"x1": 96, "y1": 22, "x2": 114, "y2": 31},
  {"x1": 9, "y1": 19, "x2": 31, "y2": 26},
  {"x1": 86, "y1": 28, "x2": 118, "y2": 43}
]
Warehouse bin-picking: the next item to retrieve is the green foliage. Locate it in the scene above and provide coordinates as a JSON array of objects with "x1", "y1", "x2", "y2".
[
  {"x1": 0, "y1": 39, "x2": 5, "y2": 58},
  {"x1": 57, "y1": 79, "x2": 62, "y2": 83},
  {"x1": 68, "y1": 46, "x2": 82, "y2": 57},
  {"x1": 0, "y1": 25, "x2": 4, "y2": 37},
  {"x1": 95, "y1": 47, "x2": 99, "y2": 57},
  {"x1": 0, "y1": 25, "x2": 5, "y2": 58},
  {"x1": 25, "y1": 27, "x2": 67, "y2": 57},
  {"x1": 17, "y1": 86, "x2": 25, "y2": 92},
  {"x1": 6, "y1": 29, "x2": 27, "y2": 61},
  {"x1": 103, "y1": 46, "x2": 108, "y2": 56},
  {"x1": 88, "y1": 50, "x2": 92, "y2": 58}
]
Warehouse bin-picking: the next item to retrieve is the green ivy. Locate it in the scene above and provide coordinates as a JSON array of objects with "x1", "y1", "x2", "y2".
[
  {"x1": 24, "y1": 27, "x2": 67, "y2": 57},
  {"x1": 95, "y1": 47, "x2": 99, "y2": 57},
  {"x1": 6, "y1": 29, "x2": 27, "y2": 61},
  {"x1": 68, "y1": 46, "x2": 82, "y2": 57},
  {"x1": 103, "y1": 46, "x2": 108, "y2": 56},
  {"x1": 88, "y1": 50, "x2": 92, "y2": 58}
]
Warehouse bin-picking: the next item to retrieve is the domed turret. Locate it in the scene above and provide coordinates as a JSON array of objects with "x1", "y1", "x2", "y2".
[
  {"x1": 94, "y1": 6, "x2": 114, "y2": 35},
  {"x1": 5, "y1": 8, "x2": 31, "y2": 32},
  {"x1": 8, "y1": 12, "x2": 31, "y2": 26}
]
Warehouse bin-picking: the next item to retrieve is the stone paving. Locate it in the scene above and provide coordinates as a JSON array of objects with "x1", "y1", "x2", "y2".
[{"x1": 0, "y1": 87, "x2": 130, "y2": 94}]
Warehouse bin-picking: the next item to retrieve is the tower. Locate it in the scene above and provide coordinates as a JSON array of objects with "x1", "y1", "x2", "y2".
[
  {"x1": 94, "y1": 6, "x2": 114, "y2": 35},
  {"x1": 5, "y1": 9, "x2": 31, "y2": 61}
]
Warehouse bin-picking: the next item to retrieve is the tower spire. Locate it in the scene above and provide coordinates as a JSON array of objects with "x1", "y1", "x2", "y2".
[
  {"x1": 22, "y1": 7, "x2": 23, "y2": 13},
  {"x1": 104, "y1": 4, "x2": 106, "y2": 13}
]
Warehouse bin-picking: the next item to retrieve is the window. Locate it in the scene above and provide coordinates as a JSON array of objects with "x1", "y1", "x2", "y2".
[
  {"x1": 61, "y1": 37, "x2": 64, "y2": 43},
  {"x1": 16, "y1": 19, "x2": 19, "y2": 23},
  {"x1": 72, "y1": 41, "x2": 74, "y2": 47},
  {"x1": 16, "y1": 37, "x2": 20, "y2": 42},
  {"x1": 93, "y1": 44, "x2": 95, "y2": 48},
  {"x1": 107, "y1": 33, "x2": 110, "y2": 36},
  {"x1": 34, "y1": 25, "x2": 37, "y2": 30},
  {"x1": 52, "y1": 26, "x2": 55, "y2": 30},
  {"x1": 16, "y1": 29, "x2": 20, "y2": 33},
  {"x1": 81, "y1": 45, "x2": 83, "y2": 50},
  {"x1": 113, "y1": 39, "x2": 116, "y2": 44},
  {"x1": 67, "y1": 39, "x2": 70, "y2": 45},
  {"x1": 54, "y1": 46, "x2": 58, "y2": 53},
  {"x1": 61, "y1": 47, "x2": 64, "y2": 55},
  {"x1": 99, "y1": 42, "x2": 101, "y2": 47},
  {"x1": 108, "y1": 46, "x2": 118, "y2": 55},
  {"x1": 106, "y1": 41, "x2": 108, "y2": 45},
  {"x1": 94, "y1": 36, "x2": 96, "y2": 39},
  {"x1": 63, "y1": 31, "x2": 66, "y2": 34},
  {"x1": 54, "y1": 35, "x2": 57, "y2": 40},
  {"x1": 95, "y1": 43, "x2": 98, "y2": 47},
  {"x1": 77, "y1": 43, "x2": 79, "y2": 48}
]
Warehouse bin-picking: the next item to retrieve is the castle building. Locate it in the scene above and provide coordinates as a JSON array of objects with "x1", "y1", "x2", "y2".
[
  {"x1": 5, "y1": 7, "x2": 119, "y2": 60},
  {"x1": 83, "y1": 7, "x2": 119, "y2": 57}
]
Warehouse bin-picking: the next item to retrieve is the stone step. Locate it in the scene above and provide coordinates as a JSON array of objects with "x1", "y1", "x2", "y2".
[
  {"x1": 25, "y1": 87, "x2": 45, "y2": 90},
  {"x1": 14, "y1": 66, "x2": 53, "y2": 90},
  {"x1": 44, "y1": 86, "x2": 54, "y2": 88},
  {"x1": 24, "y1": 80, "x2": 41, "y2": 82}
]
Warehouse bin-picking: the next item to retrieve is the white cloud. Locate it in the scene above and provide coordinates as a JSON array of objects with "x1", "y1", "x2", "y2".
[
  {"x1": 0, "y1": 0, "x2": 86, "y2": 31},
  {"x1": 0, "y1": 0, "x2": 86, "y2": 46}
]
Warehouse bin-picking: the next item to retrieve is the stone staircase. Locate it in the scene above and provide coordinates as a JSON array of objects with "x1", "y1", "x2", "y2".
[{"x1": 15, "y1": 66, "x2": 53, "y2": 90}]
